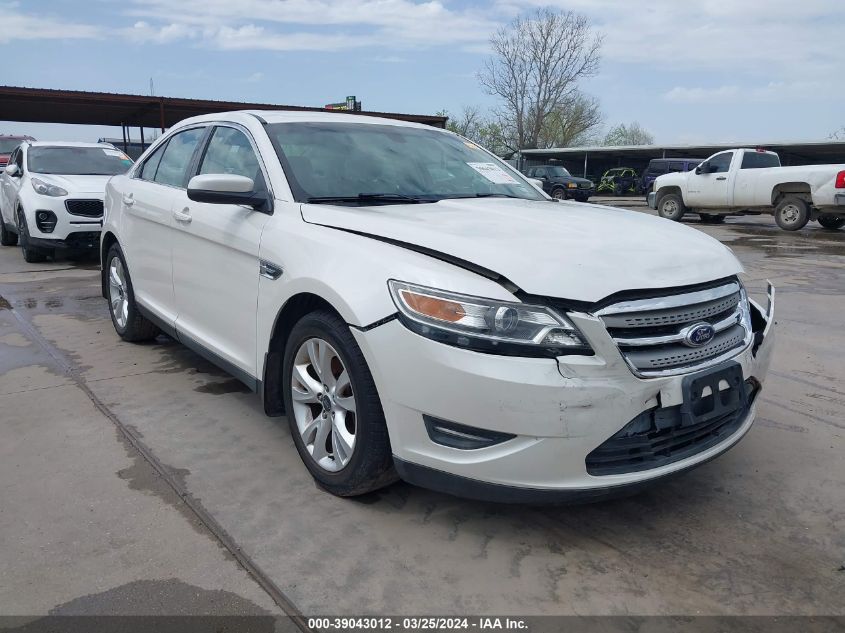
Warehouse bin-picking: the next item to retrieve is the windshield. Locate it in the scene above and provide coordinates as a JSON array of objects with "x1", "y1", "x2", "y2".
[
  {"x1": 547, "y1": 166, "x2": 572, "y2": 177},
  {"x1": 0, "y1": 139, "x2": 22, "y2": 153},
  {"x1": 267, "y1": 122, "x2": 545, "y2": 203},
  {"x1": 27, "y1": 146, "x2": 133, "y2": 175}
]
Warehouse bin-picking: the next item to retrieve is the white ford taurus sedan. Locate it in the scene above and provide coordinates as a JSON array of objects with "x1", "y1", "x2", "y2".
[{"x1": 100, "y1": 110, "x2": 775, "y2": 502}]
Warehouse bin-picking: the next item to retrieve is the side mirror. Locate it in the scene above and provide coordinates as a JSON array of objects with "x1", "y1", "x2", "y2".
[
  {"x1": 4, "y1": 164, "x2": 20, "y2": 177},
  {"x1": 187, "y1": 174, "x2": 269, "y2": 211},
  {"x1": 695, "y1": 163, "x2": 708, "y2": 175}
]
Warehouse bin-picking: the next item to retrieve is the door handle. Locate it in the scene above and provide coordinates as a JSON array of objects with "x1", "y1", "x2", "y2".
[
  {"x1": 716, "y1": 176, "x2": 727, "y2": 181},
  {"x1": 122, "y1": 194, "x2": 135, "y2": 206},
  {"x1": 173, "y1": 207, "x2": 192, "y2": 223}
]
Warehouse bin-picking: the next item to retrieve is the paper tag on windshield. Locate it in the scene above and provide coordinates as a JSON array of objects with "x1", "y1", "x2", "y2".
[
  {"x1": 103, "y1": 149, "x2": 129, "y2": 159},
  {"x1": 467, "y1": 162, "x2": 519, "y2": 185}
]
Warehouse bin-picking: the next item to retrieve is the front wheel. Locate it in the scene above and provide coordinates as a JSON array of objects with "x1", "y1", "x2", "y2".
[
  {"x1": 282, "y1": 310, "x2": 396, "y2": 496},
  {"x1": 17, "y1": 209, "x2": 46, "y2": 263},
  {"x1": 817, "y1": 214, "x2": 845, "y2": 230},
  {"x1": 0, "y1": 216, "x2": 17, "y2": 246},
  {"x1": 657, "y1": 193, "x2": 687, "y2": 221},
  {"x1": 774, "y1": 196, "x2": 810, "y2": 231},
  {"x1": 550, "y1": 188, "x2": 566, "y2": 200}
]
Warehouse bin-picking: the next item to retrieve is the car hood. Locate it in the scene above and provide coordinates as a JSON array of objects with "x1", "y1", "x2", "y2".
[
  {"x1": 31, "y1": 174, "x2": 112, "y2": 194},
  {"x1": 553, "y1": 176, "x2": 593, "y2": 186},
  {"x1": 301, "y1": 198, "x2": 742, "y2": 303}
]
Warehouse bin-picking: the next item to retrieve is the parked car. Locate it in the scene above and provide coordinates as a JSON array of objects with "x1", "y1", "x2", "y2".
[
  {"x1": 596, "y1": 167, "x2": 639, "y2": 196},
  {"x1": 100, "y1": 111, "x2": 775, "y2": 502},
  {"x1": 522, "y1": 165, "x2": 594, "y2": 201},
  {"x1": 0, "y1": 141, "x2": 133, "y2": 261},
  {"x1": 640, "y1": 158, "x2": 701, "y2": 195},
  {"x1": 0, "y1": 134, "x2": 36, "y2": 168},
  {"x1": 649, "y1": 148, "x2": 845, "y2": 230}
]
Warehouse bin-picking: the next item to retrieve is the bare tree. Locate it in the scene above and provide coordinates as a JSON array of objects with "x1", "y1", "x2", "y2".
[
  {"x1": 830, "y1": 126, "x2": 845, "y2": 141},
  {"x1": 603, "y1": 121, "x2": 655, "y2": 146},
  {"x1": 439, "y1": 106, "x2": 511, "y2": 157},
  {"x1": 537, "y1": 92, "x2": 603, "y2": 148},
  {"x1": 479, "y1": 8, "x2": 602, "y2": 151}
]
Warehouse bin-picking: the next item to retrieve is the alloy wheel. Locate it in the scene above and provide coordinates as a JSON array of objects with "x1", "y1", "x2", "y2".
[
  {"x1": 290, "y1": 337, "x2": 357, "y2": 472},
  {"x1": 108, "y1": 257, "x2": 129, "y2": 329}
]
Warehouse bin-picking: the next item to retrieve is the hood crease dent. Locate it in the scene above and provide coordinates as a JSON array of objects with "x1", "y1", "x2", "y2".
[{"x1": 300, "y1": 198, "x2": 743, "y2": 304}]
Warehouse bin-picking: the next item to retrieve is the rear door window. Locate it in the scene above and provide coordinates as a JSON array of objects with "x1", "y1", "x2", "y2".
[{"x1": 153, "y1": 128, "x2": 206, "y2": 188}]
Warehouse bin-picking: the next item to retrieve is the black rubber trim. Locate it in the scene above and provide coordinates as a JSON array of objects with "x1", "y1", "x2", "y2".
[
  {"x1": 393, "y1": 424, "x2": 750, "y2": 505},
  {"x1": 305, "y1": 222, "x2": 522, "y2": 293},
  {"x1": 349, "y1": 313, "x2": 398, "y2": 332},
  {"x1": 27, "y1": 234, "x2": 100, "y2": 251},
  {"x1": 423, "y1": 415, "x2": 516, "y2": 450}
]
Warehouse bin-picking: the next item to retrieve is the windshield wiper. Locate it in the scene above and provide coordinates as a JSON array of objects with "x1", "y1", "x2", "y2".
[
  {"x1": 306, "y1": 193, "x2": 434, "y2": 205},
  {"x1": 439, "y1": 193, "x2": 524, "y2": 200}
]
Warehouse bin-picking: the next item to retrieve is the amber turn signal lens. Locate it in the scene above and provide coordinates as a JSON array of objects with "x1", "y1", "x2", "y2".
[{"x1": 400, "y1": 290, "x2": 465, "y2": 323}]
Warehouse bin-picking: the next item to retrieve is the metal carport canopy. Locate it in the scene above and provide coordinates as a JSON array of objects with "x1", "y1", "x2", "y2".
[
  {"x1": 520, "y1": 140, "x2": 845, "y2": 171},
  {"x1": 0, "y1": 85, "x2": 448, "y2": 130}
]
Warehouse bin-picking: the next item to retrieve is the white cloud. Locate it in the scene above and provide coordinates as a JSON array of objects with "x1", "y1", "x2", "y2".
[
  {"x1": 124, "y1": 21, "x2": 199, "y2": 43},
  {"x1": 244, "y1": 71, "x2": 265, "y2": 83},
  {"x1": 664, "y1": 80, "x2": 845, "y2": 104},
  {"x1": 0, "y1": 5, "x2": 100, "y2": 42},
  {"x1": 123, "y1": 0, "x2": 499, "y2": 51}
]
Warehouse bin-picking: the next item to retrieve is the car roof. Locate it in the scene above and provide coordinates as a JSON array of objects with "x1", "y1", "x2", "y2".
[
  {"x1": 27, "y1": 141, "x2": 115, "y2": 149},
  {"x1": 172, "y1": 109, "x2": 437, "y2": 132}
]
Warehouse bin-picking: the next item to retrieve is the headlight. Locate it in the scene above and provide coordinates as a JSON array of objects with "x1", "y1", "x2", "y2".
[
  {"x1": 567, "y1": 182, "x2": 577, "y2": 188},
  {"x1": 388, "y1": 280, "x2": 592, "y2": 357},
  {"x1": 31, "y1": 178, "x2": 68, "y2": 197}
]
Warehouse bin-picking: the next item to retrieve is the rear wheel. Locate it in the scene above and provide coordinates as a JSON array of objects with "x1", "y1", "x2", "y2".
[
  {"x1": 105, "y1": 244, "x2": 160, "y2": 342},
  {"x1": 774, "y1": 196, "x2": 810, "y2": 231},
  {"x1": 17, "y1": 209, "x2": 46, "y2": 263},
  {"x1": 657, "y1": 193, "x2": 687, "y2": 221},
  {"x1": 817, "y1": 214, "x2": 845, "y2": 230},
  {"x1": 283, "y1": 310, "x2": 396, "y2": 496},
  {"x1": 0, "y1": 216, "x2": 17, "y2": 246}
]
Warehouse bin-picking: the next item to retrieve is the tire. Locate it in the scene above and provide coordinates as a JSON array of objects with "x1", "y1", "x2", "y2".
[
  {"x1": 700, "y1": 214, "x2": 726, "y2": 224},
  {"x1": 550, "y1": 187, "x2": 566, "y2": 200},
  {"x1": 817, "y1": 214, "x2": 845, "y2": 230},
  {"x1": 105, "y1": 243, "x2": 160, "y2": 342},
  {"x1": 17, "y1": 209, "x2": 46, "y2": 263},
  {"x1": 0, "y1": 216, "x2": 17, "y2": 246},
  {"x1": 282, "y1": 310, "x2": 397, "y2": 497},
  {"x1": 657, "y1": 193, "x2": 687, "y2": 221},
  {"x1": 774, "y1": 196, "x2": 810, "y2": 231},
  {"x1": 613, "y1": 183, "x2": 624, "y2": 197}
]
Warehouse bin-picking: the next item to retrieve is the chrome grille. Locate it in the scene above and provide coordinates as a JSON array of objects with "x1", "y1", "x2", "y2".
[{"x1": 597, "y1": 279, "x2": 752, "y2": 377}]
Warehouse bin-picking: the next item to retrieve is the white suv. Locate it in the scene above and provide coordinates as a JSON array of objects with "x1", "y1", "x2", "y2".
[
  {"x1": 101, "y1": 111, "x2": 775, "y2": 501},
  {"x1": 0, "y1": 141, "x2": 133, "y2": 261}
]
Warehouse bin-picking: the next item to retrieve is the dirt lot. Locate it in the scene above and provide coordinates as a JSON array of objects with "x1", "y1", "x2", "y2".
[{"x1": 0, "y1": 207, "x2": 843, "y2": 618}]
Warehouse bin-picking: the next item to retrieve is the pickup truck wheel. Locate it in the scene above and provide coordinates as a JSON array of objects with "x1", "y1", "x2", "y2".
[
  {"x1": 817, "y1": 214, "x2": 845, "y2": 230},
  {"x1": 17, "y1": 209, "x2": 47, "y2": 263},
  {"x1": 105, "y1": 244, "x2": 160, "y2": 342},
  {"x1": 0, "y1": 217, "x2": 18, "y2": 246},
  {"x1": 774, "y1": 197, "x2": 810, "y2": 231},
  {"x1": 657, "y1": 193, "x2": 687, "y2": 221},
  {"x1": 550, "y1": 187, "x2": 566, "y2": 200},
  {"x1": 283, "y1": 310, "x2": 397, "y2": 497}
]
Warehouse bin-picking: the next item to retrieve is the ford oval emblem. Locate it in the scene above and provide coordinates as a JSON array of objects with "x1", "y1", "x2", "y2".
[{"x1": 684, "y1": 323, "x2": 716, "y2": 347}]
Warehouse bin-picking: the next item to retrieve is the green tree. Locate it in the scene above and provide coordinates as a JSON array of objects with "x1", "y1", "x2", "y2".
[{"x1": 602, "y1": 121, "x2": 654, "y2": 146}]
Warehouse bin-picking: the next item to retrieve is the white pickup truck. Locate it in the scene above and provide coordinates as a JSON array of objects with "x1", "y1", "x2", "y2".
[{"x1": 648, "y1": 148, "x2": 845, "y2": 231}]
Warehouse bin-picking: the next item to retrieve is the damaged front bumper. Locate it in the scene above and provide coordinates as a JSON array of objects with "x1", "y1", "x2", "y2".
[{"x1": 352, "y1": 283, "x2": 776, "y2": 503}]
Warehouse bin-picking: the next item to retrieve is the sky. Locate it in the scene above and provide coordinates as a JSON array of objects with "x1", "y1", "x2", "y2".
[{"x1": 1, "y1": 0, "x2": 843, "y2": 146}]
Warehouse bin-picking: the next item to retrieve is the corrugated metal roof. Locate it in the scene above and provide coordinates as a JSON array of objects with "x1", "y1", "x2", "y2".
[{"x1": 0, "y1": 86, "x2": 448, "y2": 129}]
